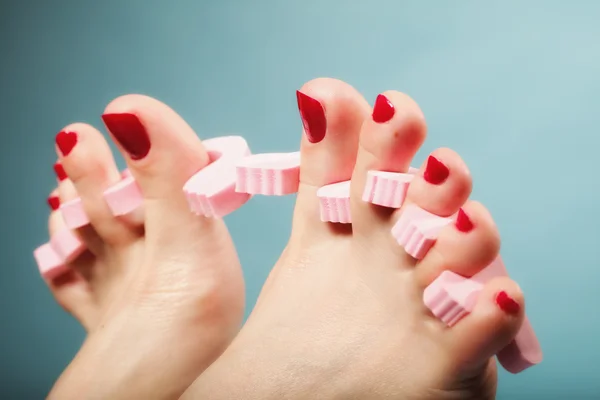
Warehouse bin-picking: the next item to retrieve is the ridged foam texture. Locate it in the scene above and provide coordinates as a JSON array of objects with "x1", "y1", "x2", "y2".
[
  {"x1": 315, "y1": 168, "x2": 419, "y2": 223},
  {"x1": 396, "y1": 207, "x2": 543, "y2": 373},
  {"x1": 390, "y1": 204, "x2": 456, "y2": 259},
  {"x1": 235, "y1": 152, "x2": 301, "y2": 195},
  {"x1": 183, "y1": 136, "x2": 252, "y2": 218},
  {"x1": 316, "y1": 181, "x2": 351, "y2": 223}
]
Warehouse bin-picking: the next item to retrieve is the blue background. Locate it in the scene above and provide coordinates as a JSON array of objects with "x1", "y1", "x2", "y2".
[{"x1": 1, "y1": 1, "x2": 598, "y2": 398}]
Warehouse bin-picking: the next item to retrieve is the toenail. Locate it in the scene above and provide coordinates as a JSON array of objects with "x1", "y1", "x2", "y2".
[
  {"x1": 53, "y1": 162, "x2": 68, "y2": 181},
  {"x1": 47, "y1": 195, "x2": 60, "y2": 210},
  {"x1": 372, "y1": 94, "x2": 395, "y2": 123},
  {"x1": 423, "y1": 156, "x2": 449, "y2": 185},
  {"x1": 495, "y1": 291, "x2": 520, "y2": 315},
  {"x1": 455, "y1": 208, "x2": 474, "y2": 232},
  {"x1": 296, "y1": 90, "x2": 326, "y2": 143},
  {"x1": 102, "y1": 113, "x2": 151, "y2": 160},
  {"x1": 55, "y1": 131, "x2": 78, "y2": 156}
]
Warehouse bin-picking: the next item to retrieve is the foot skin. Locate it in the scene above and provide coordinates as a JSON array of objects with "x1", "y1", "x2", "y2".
[
  {"x1": 44, "y1": 95, "x2": 244, "y2": 399},
  {"x1": 184, "y1": 79, "x2": 525, "y2": 400}
]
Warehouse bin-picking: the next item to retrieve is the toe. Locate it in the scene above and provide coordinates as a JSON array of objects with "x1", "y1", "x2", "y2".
[
  {"x1": 46, "y1": 193, "x2": 96, "y2": 330},
  {"x1": 416, "y1": 201, "x2": 500, "y2": 286},
  {"x1": 350, "y1": 91, "x2": 427, "y2": 231},
  {"x1": 443, "y1": 277, "x2": 524, "y2": 374},
  {"x1": 292, "y1": 78, "x2": 370, "y2": 237},
  {"x1": 404, "y1": 148, "x2": 472, "y2": 217},
  {"x1": 56, "y1": 124, "x2": 136, "y2": 245}
]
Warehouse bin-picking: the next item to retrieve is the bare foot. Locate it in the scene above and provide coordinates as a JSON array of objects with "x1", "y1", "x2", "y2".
[
  {"x1": 40, "y1": 95, "x2": 244, "y2": 399},
  {"x1": 184, "y1": 78, "x2": 525, "y2": 400}
]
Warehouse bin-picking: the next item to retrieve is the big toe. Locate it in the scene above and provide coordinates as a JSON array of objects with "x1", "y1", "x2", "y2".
[{"x1": 292, "y1": 78, "x2": 370, "y2": 238}]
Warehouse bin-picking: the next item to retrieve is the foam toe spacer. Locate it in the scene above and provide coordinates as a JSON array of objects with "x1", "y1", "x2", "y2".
[
  {"x1": 396, "y1": 206, "x2": 542, "y2": 373},
  {"x1": 184, "y1": 136, "x2": 252, "y2": 218},
  {"x1": 61, "y1": 169, "x2": 140, "y2": 229},
  {"x1": 104, "y1": 175, "x2": 143, "y2": 216},
  {"x1": 316, "y1": 181, "x2": 351, "y2": 223},
  {"x1": 362, "y1": 171, "x2": 414, "y2": 208},
  {"x1": 34, "y1": 228, "x2": 85, "y2": 279},
  {"x1": 235, "y1": 152, "x2": 301, "y2": 195},
  {"x1": 391, "y1": 204, "x2": 455, "y2": 259},
  {"x1": 424, "y1": 257, "x2": 542, "y2": 373},
  {"x1": 33, "y1": 243, "x2": 68, "y2": 280}
]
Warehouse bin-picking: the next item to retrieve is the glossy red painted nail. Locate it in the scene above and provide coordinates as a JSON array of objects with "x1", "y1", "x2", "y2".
[
  {"x1": 372, "y1": 94, "x2": 395, "y2": 123},
  {"x1": 53, "y1": 162, "x2": 67, "y2": 181},
  {"x1": 101, "y1": 113, "x2": 151, "y2": 160},
  {"x1": 423, "y1": 156, "x2": 449, "y2": 184},
  {"x1": 47, "y1": 196, "x2": 60, "y2": 211},
  {"x1": 296, "y1": 90, "x2": 326, "y2": 143},
  {"x1": 55, "y1": 131, "x2": 78, "y2": 156},
  {"x1": 496, "y1": 291, "x2": 520, "y2": 315},
  {"x1": 455, "y1": 208, "x2": 474, "y2": 232}
]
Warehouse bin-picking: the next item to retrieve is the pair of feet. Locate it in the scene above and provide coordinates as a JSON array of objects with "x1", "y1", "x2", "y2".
[{"x1": 40, "y1": 78, "x2": 529, "y2": 399}]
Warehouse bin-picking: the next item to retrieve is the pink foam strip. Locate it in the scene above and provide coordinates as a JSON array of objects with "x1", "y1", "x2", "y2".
[
  {"x1": 316, "y1": 181, "x2": 351, "y2": 223},
  {"x1": 235, "y1": 152, "x2": 301, "y2": 195},
  {"x1": 104, "y1": 176, "x2": 143, "y2": 216},
  {"x1": 390, "y1": 204, "x2": 455, "y2": 259},
  {"x1": 33, "y1": 243, "x2": 68, "y2": 280},
  {"x1": 61, "y1": 197, "x2": 89, "y2": 229},
  {"x1": 424, "y1": 256, "x2": 542, "y2": 373},
  {"x1": 50, "y1": 228, "x2": 85, "y2": 263},
  {"x1": 183, "y1": 136, "x2": 252, "y2": 218},
  {"x1": 362, "y1": 171, "x2": 414, "y2": 208}
]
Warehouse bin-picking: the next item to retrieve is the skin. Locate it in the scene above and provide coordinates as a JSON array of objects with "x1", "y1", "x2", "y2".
[{"x1": 45, "y1": 79, "x2": 525, "y2": 399}]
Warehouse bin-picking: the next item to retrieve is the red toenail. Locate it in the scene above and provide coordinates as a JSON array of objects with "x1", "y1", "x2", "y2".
[
  {"x1": 455, "y1": 208, "x2": 474, "y2": 232},
  {"x1": 423, "y1": 156, "x2": 449, "y2": 184},
  {"x1": 47, "y1": 195, "x2": 60, "y2": 210},
  {"x1": 53, "y1": 162, "x2": 67, "y2": 181},
  {"x1": 55, "y1": 131, "x2": 78, "y2": 156},
  {"x1": 496, "y1": 291, "x2": 520, "y2": 315},
  {"x1": 296, "y1": 90, "x2": 326, "y2": 143},
  {"x1": 372, "y1": 94, "x2": 395, "y2": 123},
  {"x1": 101, "y1": 113, "x2": 151, "y2": 160}
]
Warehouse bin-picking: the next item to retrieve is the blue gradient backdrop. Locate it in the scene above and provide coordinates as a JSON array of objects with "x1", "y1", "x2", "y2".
[{"x1": 1, "y1": 1, "x2": 598, "y2": 398}]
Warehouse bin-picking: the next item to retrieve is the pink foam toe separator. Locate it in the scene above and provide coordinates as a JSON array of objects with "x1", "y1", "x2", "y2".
[
  {"x1": 316, "y1": 181, "x2": 351, "y2": 223},
  {"x1": 33, "y1": 243, "x2": 68, "y2": 280},
  {"x1": 424, "y1": 257, "x2": 542, "y2": 373},
  {"x1": 104, "y1": 176, "x2": 143, "y2": 216},
  {"x1": 61, "y1": 198, "x2": 89, "y2": 229},
  {"x1": 49, "y1": 228, "x2": 85, "y2": 264},
  {"x1": 183, "y1": 136, "x2": 252, "y2": 218},
  {"x1": 390, "y1": 204, "x2": 455, "y2": 259},
  {"x1": 235, "y1": 151, "x2": 301, "y2": 195},
  {"x1": 362, "y1": 171, "x2": 414, "y2": 208}
]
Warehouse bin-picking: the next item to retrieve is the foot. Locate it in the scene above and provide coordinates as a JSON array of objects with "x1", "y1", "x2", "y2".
[
  {"x1": 184, "y1": 78, "x2": 526, "y2": 400},
  {"x1": 40, "y1": 95, "x2": 245, "y2": 399}
]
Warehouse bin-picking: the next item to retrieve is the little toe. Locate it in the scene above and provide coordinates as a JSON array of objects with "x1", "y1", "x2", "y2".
[
  {"x1": 416, "y1": 201, "x2": 500, "y2": 286},
  {"x1": 45, "y1": 194, "x2": 96, "y2": 330},
  {"x1": 350, "y1": 91, "x2": 426, "y2": 231},
  {"x1": 293, "y1": 78, "x2": 370, "y2": 238},
  {"x1": 443, "y1": 277, "x2": 525, "y2": 375},
  {"x1": 56, "y1": 124, "x2": 136, "y2": 245}
]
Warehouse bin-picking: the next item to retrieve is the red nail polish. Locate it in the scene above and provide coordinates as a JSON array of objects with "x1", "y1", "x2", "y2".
[
  {"x1": 496, "y1": 291, "x2": 520, "y2": 315},
  {"x1": 53, "y1": 162, "x2": 67, "y2": 181},
  {"x1": 296, "y1": 90, "x2": 326, "y2": 143},
  {"x1": 455, "y1": 208, "x2": 474, "y2": 233},
  {"x1": 47, "y1": 196, "x2": 60, "y2": 211},
  {"x1": 55, "y1": 131, "x2": 78, "y2": 156},
  {"x1": 372, "y1": 94, "x2": 395, "y2": 123},
  {"x1": 423, "y1": 156, "x2": 449, "y2": 184},
  {"x1": 101, "y1": 113, "x2": 151, "y2": 160}
]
